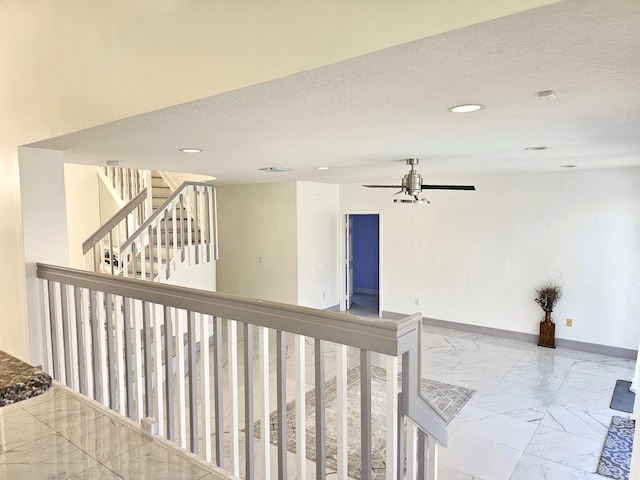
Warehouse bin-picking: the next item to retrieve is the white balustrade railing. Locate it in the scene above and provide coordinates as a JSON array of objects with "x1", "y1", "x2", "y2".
[
  {"x1": 100, "y1": 166, "x2": 148, "y2": 205},
  {"x1": 82, "y1": 189, "x2": 149, "y2": 275},
  {"x1": 37, "y1": 263, "x2": 448, "y2": 480},
  {"x1": 120, "y1": 182, "x2": 217, "y2": 281}
]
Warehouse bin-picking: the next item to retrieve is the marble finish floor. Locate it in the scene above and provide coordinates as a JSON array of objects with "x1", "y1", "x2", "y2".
[
  {"x1": 1, "y1": 313, "x2": 634, "y2": 479},
  {"x1": 420, "y1": 325, "x2": 634, "y2": 480},
  {"x1": 0, "y1": 385, "x2": 228, "y2": 480}
]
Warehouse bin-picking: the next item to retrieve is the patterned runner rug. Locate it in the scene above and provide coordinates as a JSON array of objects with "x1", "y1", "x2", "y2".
[
  {"x1": 254, "y1": 365, "x2": 474, "y2": 478},
  {"x1": 597, "y1": 416, "x2": 635, "y2": 480}
]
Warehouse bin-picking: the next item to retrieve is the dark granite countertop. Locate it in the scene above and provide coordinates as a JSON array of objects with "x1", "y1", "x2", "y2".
[{"x1": 0, "y1": 350, "x2": 51, "y2": 406}]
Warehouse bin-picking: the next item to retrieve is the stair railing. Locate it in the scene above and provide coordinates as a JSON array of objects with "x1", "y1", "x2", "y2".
[
  {"x1": 99, "y1": 166, "x2": 149, "y2": 205},
  {"x1": 37, "y1": 263, "x2": 448, "y2": 480},
  {"x1": 119, "y1": 182, "x2": 217, "y2": 282},
  {"x1": 82, "y1": 189, "x2": 149, "y2": 275}
]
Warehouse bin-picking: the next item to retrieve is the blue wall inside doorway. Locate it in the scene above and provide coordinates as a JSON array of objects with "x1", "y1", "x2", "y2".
[{"x1": 352, "y1": 214, "x2": 379, "y2": 293}]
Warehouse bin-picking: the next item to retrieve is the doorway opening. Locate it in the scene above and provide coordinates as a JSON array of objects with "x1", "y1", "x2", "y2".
[{"x1": 345, "y1": 213, "x2": 381, "y2": 316}]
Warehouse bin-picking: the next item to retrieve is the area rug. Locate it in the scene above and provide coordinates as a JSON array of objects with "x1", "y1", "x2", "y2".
[
  {"x1": 610, "y1": 380, "x2": 636, "y2": 414},
  {"x1": 254, "y1": 365, "x2": 474, "y2": 478},
  {"x1": 597, "y1": 416, "x2": 635, "y2": 480}
]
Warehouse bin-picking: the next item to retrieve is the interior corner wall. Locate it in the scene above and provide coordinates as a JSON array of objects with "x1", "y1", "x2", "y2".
[
  {"x1": 19, "y1": 147, "x2": 70, "y2": 367},
  {"x1": 296, "y1": 182, "x2": 340, "y2": 309},
  {"x1": 339, "y1": 167, "x2": 640, "y2": 351},
  {"x1": 215, "y1": 182, "x2": 298, "y2": 305},
  {"x1": 0, "y1": 146, "x2": 30, "y2": 362},
  {"x1": 64, "y1": 164, "x2": 101, "y2": 269}
]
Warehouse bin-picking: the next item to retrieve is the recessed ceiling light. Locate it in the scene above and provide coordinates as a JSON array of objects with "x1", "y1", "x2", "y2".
[
  {"x1": 180, "y1": 148, "x2": 202, "y2": 153},
  {"x1": 316, "y1": 166, "x2": 330, "y2": 170},
  {"x1": 448, "y1": 104, "x2": 484, "y2": 113},
  {"x1": 560, "y1": 165, "x2": 577, "y2": 168},
  {"x1": 524, "y1": 146, "x2": 549, "y2": 151},
  {"x1": 390, "y1": 176, "x2": 401, "y2": 179},
  {"x1": 258, "y1": 166, "x2": 291, "y2": 173}
]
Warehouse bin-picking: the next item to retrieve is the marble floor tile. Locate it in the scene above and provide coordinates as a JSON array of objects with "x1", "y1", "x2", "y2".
[
  {"x1": 62, "y1": 413, "x2": 150, "y2": 463},
  {"x1": 524, "y1": 425, "x2": 604, "y2": 472},
  {"x1": 69, "y1": 464, "x2": 125, "y2": 479},
  {"x1": 439, "y1": 431, "x2": 524, "y2": 480},
  {"x1": 559, "y1": 370, "x2": 619, "y2": 395},
  {"x1": 20, "y1": 388, "x2": 102, "y2": 434},
  {"x1": 510, "y1": 452, "x2": 605, "y2": 480},
  {"x1": 539, "y1": 404, "x2": 610, "y2": 442},
  {"x1": 103, "y1": 441, "x2": 213, "y2": 480},
  {"x1": 466, "y1": 390, "x2": 550, "y2": 422},
  {"x1": 552, "y1": 384, "x2": 624, "y2": 417},
  {"x1": 487, "y1": 371, "x2": 565, "y2": 401},
  {"x1": 0, "y1": 431, "x2": 97, "y2": 479},
  {"x1": 0, "y1": 406, "x2": 57, "y2": 453},
  {"x1": 447, "y1": 406, "x2": 538, "y2": 451},
  {"x1": 437, "y1": 464, "x2": 482, "y2": 480}
]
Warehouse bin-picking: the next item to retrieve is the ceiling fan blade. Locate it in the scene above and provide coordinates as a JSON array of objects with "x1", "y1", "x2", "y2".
[
  {"x1": 420, "y1": 184, "x2": 476, "y2": 191},
  {"x1": 363, "y1": 185, "x2": 403, "y2": 188}
]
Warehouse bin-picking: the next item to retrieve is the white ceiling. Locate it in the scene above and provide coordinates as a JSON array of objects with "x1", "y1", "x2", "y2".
[{"x1": 27, "y1": 0, "x2": 640, "y2": 186}]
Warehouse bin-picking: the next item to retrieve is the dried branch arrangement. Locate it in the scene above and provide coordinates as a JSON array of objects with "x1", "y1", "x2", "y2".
[{"x1": 535, "y1": 281, "x2": 562, "y2": 313}]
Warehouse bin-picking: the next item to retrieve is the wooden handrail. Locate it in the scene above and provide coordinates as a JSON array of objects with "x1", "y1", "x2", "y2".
[{"x1": 82, "y1": 188, "x2": 148, "y2": 254}]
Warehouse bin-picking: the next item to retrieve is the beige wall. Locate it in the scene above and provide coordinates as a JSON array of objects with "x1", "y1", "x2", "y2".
[
  {"x1": 297, "y1": 182, "x2": 340, "y2": 309},
  {"x1": 216, "y1": 182, "x2": 298, "y2": 304},
  {"x1": 0, "y1": 0, "x2": 560, "y2": 361},
  {"x1": 64, "y1": 164, "x2": 101, "y2": 269}
]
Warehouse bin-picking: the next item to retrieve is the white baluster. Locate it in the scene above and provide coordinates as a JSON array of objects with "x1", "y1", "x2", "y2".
[
  {"x1": 336, "y1": 344, "x2": 348, "y2": 479},
  {"x1": 154, "y1": 304, "x2": 165, "y2": 436},
  {"x1": 133, "y1": 299, "x2": 144, "y2": 422},
  {"x1": 227, "y1": 319, "x2": 240, "y2": 475},
  {"x1": 176, "y1": 310, "x2": 187, "y2": 449},
  {"x1": 97, "y1": 291, "x2": 109, "y2": 406},
  {"x1": 428, "y1": 435, "x2": 439, "y2": 480},
  {"x1": 81, "y1": 288, "x2": 93, "y2": 400},
  {"x1": 386, "y1": 355, "x2": 399, "y2": 480},
  {"x1": 406, "y1": 419, "x2": 418, "y2": 480},
  {"x1": 295, "y1": 335, "x2": 306, "y2": 480},
  {"x1": 115, "y1": 295, "x2": 126, "y2": 415},
  {"x1": 259, "y1": 326, "x2": 270, "y2": 480},
  {"x1": 200, "y1": 314, "x2": 212, "y2": 462}
]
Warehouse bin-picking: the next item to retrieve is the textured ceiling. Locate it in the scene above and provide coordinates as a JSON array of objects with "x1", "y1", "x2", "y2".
[{"x1": 27, "y1": 0, "x2": 640, "y2": 185}]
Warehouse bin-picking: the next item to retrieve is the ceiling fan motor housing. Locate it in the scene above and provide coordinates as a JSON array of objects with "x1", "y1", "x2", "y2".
[{"x1": 403, "y1": 170, "x2": 423, "y2": 196}]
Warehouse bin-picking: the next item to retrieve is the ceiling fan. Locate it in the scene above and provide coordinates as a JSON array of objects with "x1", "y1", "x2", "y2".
[{"x1": 364, "y1": 158, "x2": 475, "y2": 204}]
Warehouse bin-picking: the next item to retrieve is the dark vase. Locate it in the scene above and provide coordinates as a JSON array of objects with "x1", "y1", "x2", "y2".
[{"x1": 538, "y1": 311, "x2": 555, "y2": 348}]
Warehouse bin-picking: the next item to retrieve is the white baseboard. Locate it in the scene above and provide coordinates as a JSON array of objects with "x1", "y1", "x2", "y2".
[{"x1": 418, "y1": 316, "x2": 638, "y2": 359}]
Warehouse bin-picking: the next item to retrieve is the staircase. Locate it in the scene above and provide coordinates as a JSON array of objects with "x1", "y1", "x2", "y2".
[
  {"x1": 150, "y1": 171, "x2": 172, "y2": 210},
  {"x1": 84, "y1": 168, "x2": 217, "y2": 282}
]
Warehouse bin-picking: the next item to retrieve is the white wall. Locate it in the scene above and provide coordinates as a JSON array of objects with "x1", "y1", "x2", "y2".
[
  {"x1": 19, "y1": 147, "x2": 70, "y2": 366},
  {"x1": 296, "y1": 182, "x2": 340, "y2": 309},
  {"x1": 340, "y1": 167, "x2": 640, "y2": 350},
  {"x1": 64, "y1": 164, "x2": 101, "y2": 269},
  {"x1": 216, "y1": 182, "x2": 298, "y2": 304},
  {"x1": 164, "y1": 259, "x2": 216, "y2": 292}
]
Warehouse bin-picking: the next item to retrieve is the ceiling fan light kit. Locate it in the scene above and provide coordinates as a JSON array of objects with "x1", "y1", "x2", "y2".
[{"x1": 364, "y1": 158, "x2": 476, "y2": 204}]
